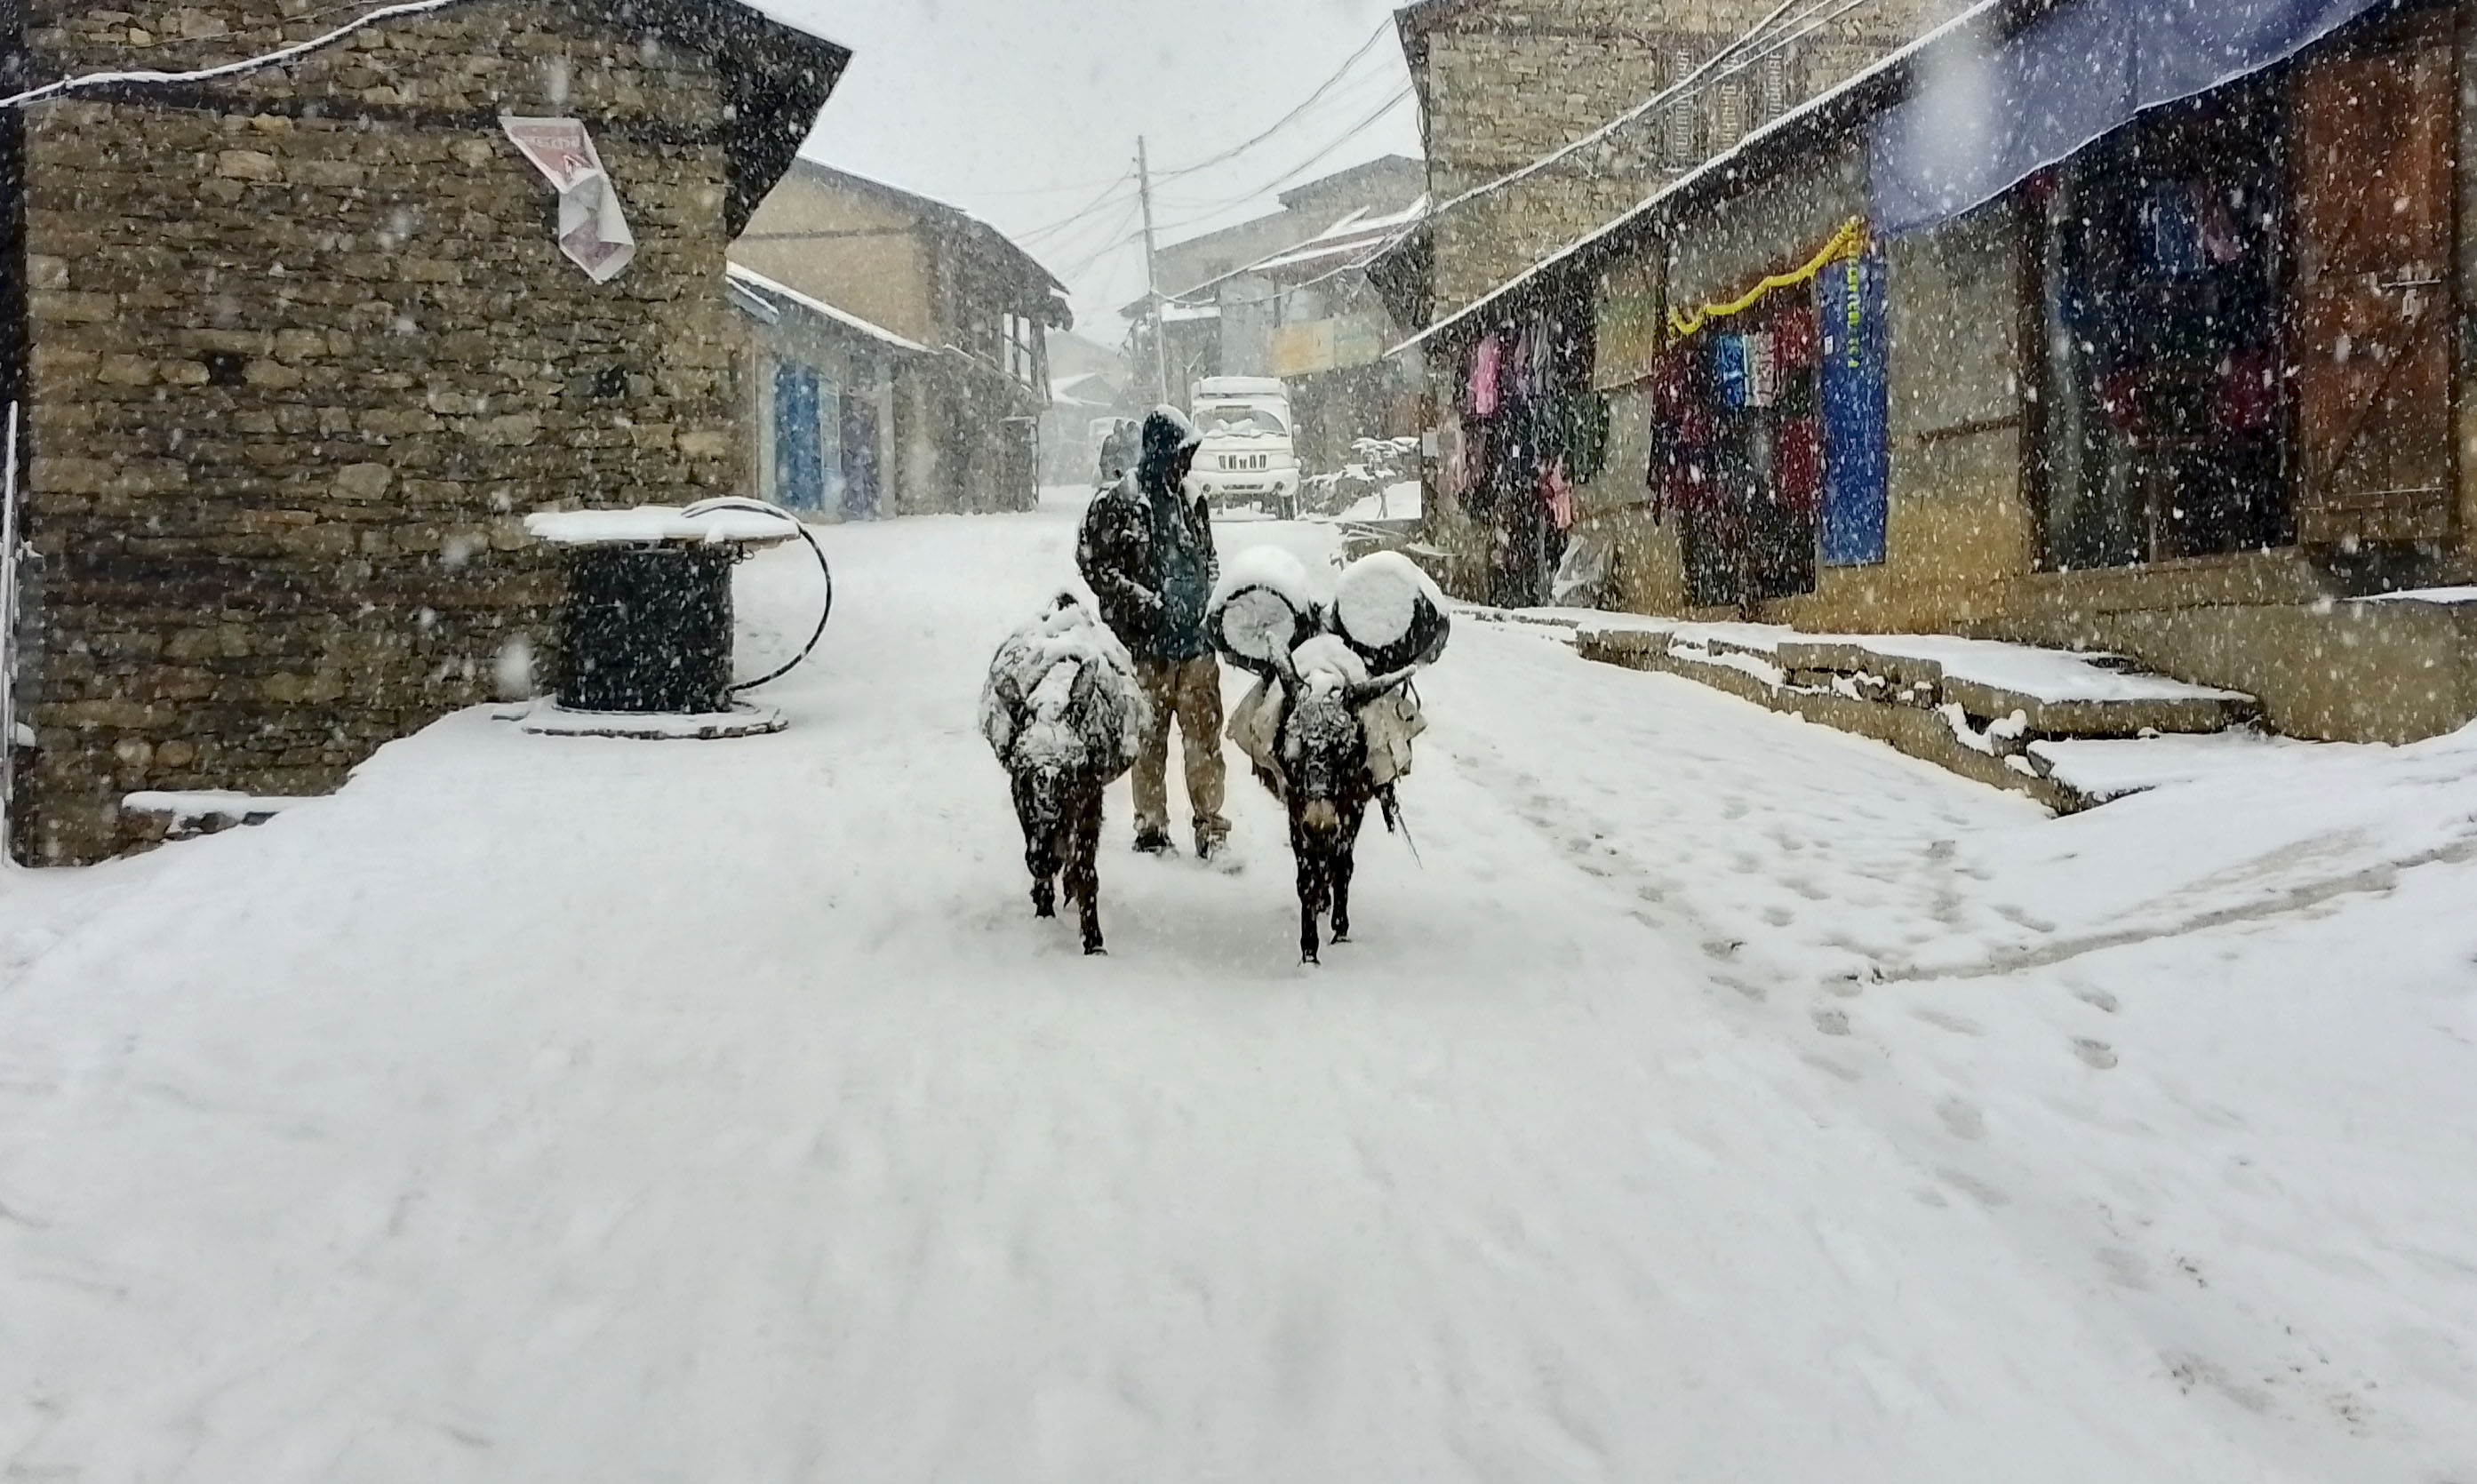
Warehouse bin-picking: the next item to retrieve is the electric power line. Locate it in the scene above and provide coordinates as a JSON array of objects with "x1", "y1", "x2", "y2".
[
  {"x1": 1014, "y1": 166, "x2": 1140, "y2": 244},
  {"x1": 1, "y1": 0, "x2": 470, "y2": 108},
  {"x1": 1148, "y1": 82, "x2": 1417, "y2": 238},
  {"x1": 1185, "y1": 0, "x2": 1884, "y2": 315},
  {"x1": 1147, "y1": 12, "x2": 1402, "y2": 185}
]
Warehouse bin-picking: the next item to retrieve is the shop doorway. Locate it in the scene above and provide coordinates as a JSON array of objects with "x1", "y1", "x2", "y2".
[{"x1": 2034, "y1": 76, "x2": 2293, "y2": 570}]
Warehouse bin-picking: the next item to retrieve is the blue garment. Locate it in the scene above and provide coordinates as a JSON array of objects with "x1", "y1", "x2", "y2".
[
  {"x1": 1818, "y1": 250, "x2": 1890, "y2": 568},
  {"x1": 1712, "y1": 334, "x2": 1753, "y2": 411},
  {"x1": 1149, "y1": 486, "x2": 1212, "y2": 662}
]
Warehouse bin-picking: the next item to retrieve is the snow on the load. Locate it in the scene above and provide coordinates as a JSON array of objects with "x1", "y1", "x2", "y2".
[
  {"x1": 1289, "y1": 632, "x2": 1370, "y2": 685},
  {"x1": 980, "y1": 594, "x2": 1145, "y2": 777},
  {"x1": 1333, "y1": 551, "x2": 1445, "y2": 651},
  {"x1": 1209, "y1": 542, "x2": 1319, "y2": 615},
  {"x1": 523, "y1": 505, "x2": 799, "y2": 547}
]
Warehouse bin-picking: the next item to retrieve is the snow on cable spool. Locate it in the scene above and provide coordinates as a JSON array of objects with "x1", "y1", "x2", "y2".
[
  {"x1": 1332, "y1": 551, "x2": 1450, "y2": 675},
  {"x1": 1207, "y1": 545, "x2": 1320, "y2": 673},
  {"x1": 523, "y1": 505, "x2": 798, "y2": 548}
]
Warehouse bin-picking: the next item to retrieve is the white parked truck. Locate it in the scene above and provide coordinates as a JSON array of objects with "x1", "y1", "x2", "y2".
[{"x1": 1188, "y1": 377, "x2": 1301, "y2": 519}]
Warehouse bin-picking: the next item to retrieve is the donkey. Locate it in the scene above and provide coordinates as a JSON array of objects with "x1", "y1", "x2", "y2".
[
  {"x1": 1261, "y1": 646, "x2": 1417, "y2": 964},
  {"x1": 982, "y1": 596, "x2": 1147, "y2": 954}
]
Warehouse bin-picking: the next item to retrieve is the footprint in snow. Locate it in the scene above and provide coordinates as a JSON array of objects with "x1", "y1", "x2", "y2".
[
  {"x1": 1810, "y1": 1005, "x2": 1852, "y2": 1036},
  {"x1": 1936, "y1": 1097, "x2": 1986, "y2": 1141},
  {"x1": 2073, "y1": 1038, "x2": 2120, "y2": 1070}
]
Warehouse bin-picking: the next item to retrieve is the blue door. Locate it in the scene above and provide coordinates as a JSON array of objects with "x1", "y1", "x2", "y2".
[{"x1": 773, "y1": 363, "x2": 823, "y2": 512}]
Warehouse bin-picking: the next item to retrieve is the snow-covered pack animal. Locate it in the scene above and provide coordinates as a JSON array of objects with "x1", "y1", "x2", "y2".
[
  {"x1": 981, "y1": 594, "x2": 1150, "y2": 954},
  {"x1": 1204, "y1": 549, "x2": 1451, "y2": 961}
]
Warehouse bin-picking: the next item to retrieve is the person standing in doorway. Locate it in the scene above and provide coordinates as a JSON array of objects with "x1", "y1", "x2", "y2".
[{"x1": 1077, "y1": 406, "x2": 1232, "y2": 861}]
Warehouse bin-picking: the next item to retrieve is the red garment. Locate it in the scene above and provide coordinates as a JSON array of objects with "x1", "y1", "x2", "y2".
[
  {"x1": 1771, "y1": 305, "x2": 1820, "y2": 375},
  {"x1": 2215, "y1": 347, "x2": 2278, "y2": 433},
  {"x1": 1775, "y1": 415, "x2": 1824, "y2": 515},
  {"x1": 1649, "y1": 347, "x2": 1716, "y2": 523}
]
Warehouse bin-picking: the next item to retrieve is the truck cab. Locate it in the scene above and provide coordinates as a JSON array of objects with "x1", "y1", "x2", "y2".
[{"x1": 1187, "y1": 377, "x2": 1301, "y2": 519}]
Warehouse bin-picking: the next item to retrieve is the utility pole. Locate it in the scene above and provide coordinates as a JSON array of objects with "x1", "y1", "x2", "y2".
[{"x1": 1136, "y1": 136, "x2": 1172, "y2": 409}]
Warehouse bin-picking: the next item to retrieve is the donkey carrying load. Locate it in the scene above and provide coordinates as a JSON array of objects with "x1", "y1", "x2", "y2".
[
  {"x1": 981, "y1": 594, "x2": 1149, "y2": 954},
  {"x1": 1209, "y1": 549, "x2": 1450, "y2": 963}
]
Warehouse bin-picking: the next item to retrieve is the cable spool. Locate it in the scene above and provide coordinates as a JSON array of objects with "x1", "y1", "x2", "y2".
[
  {"x1": 1331, "y1": 551, "x2": 1450, "y2": 676},
  {"x1": 1206, "y1": 546, "x2": 1322, "y2": 680}
]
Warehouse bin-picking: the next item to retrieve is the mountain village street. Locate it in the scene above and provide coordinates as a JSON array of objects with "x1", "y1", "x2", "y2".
[{"x1": 2, "y1": 495, "x2": 2471, "y2": 1480}]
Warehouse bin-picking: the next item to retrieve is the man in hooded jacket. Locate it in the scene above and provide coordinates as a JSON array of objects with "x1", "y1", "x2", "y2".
[{"x1": 1076, "y1": 406, "x2": 1231, "y2": 859}]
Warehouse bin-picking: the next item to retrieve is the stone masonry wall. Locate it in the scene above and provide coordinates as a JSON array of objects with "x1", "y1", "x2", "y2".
[
  {"x1": 11, "y1": 0, "x2": 748, "y2": 863},
  {"x1": 1416, "y1": 0, "x2": 1962, "y2": 313}
]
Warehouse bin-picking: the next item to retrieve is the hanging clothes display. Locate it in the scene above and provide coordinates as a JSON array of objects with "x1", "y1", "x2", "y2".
[{"x1": 1644, "y1": 223, "x2": 1872, "y2": 610}]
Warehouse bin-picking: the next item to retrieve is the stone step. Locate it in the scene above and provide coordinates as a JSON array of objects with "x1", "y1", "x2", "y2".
[{"x1": 1573, "y1": 621, "x2": 2266, "y2": 812}]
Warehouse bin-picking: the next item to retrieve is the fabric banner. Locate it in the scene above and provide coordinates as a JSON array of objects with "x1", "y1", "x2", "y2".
[
  {"x1": 1869, "y1": 0, "x2": 2386, "y2": 237},
  {"x1": 1818, "y1": 247, "x2": 1889, "y2": 567},
  {"x1": 500, "y1": 116, "x2": 637, "y2": 283}
]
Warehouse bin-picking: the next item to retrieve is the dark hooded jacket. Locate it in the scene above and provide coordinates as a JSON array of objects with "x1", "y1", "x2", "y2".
[{"x1": 1077, "y1": 408, "x2": 1218, "y2": 662}]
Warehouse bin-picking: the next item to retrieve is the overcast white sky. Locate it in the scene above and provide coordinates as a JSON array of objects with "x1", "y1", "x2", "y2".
[{"x1": 755, "y1": 0, "x2": 1426, "y2": 345}]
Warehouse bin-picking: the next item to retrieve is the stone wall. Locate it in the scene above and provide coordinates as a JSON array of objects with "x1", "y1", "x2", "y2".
[
  {"x1": 1412, "y1": 0, "x2": 1961, "y2": 314},
  {"x1": 11, "y1": 0, "x2": 752, "y2": 863}
]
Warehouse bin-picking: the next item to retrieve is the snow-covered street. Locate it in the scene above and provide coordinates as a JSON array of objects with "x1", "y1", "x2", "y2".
[{"x1": 3, "y1": 491, "x2": 2473, "y2": 1481}]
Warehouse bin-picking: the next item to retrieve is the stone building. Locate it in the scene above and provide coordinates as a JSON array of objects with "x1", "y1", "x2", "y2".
[
  {"x1": 1375, "y1": 0, "x2": 1962, "y2": 328},
  {"x1": 731, "y1": 161, "x2": 1070, "y2": 516},
  {"x1": 0, "y1": 0, "x2": 851, "y2": 864},
  {"x1": 1397, "y1": 0, "x2": 2477, "y2": 746}
]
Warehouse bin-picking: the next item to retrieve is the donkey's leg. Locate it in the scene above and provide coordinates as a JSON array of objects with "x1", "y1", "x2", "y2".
[
  {"x1": 1296, "y1": 846, "x2": 1324, "y2": 965},
  {"x1": 1023, "y1": 807, "x2": 1058, "y2": 919},
  {"x1": 1069, "y1": 793, "x2": 1107, "y2": 954},
  {"x1": 1331, "y1": 800, "x2": 1367, "y2": 942}
]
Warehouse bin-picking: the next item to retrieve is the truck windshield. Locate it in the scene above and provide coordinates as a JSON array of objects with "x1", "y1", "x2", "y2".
[{"x1": 1196, "y1": 403, "x2": 1289, "y2": 439}]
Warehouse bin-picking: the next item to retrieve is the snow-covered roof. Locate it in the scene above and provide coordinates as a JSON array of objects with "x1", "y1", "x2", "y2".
[
  {"x1": 1166, "y1": 195, "x2": 1434, "y2": 308},
  {"x1": 1160, "y1": 300, "x2": 1223, "y2": 323},
  {"x1": 1050, "y1": 371, "x2": 1118, "y2": 409},
  {"x1": 1388, "y1": 0, "x2": 2003, "y2": 355},
  {"x1": 725, "y1": 263, "x2": 930, "y2": 355}
]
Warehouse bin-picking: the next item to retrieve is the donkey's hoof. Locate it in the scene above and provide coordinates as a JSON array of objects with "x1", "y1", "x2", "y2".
[{"x1": 1083, "y1": 943, "x2": 1108, "y2": 957}]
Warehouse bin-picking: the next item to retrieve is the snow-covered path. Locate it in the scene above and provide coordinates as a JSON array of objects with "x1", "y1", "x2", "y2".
[{"x1": 2, "y1": 494, "x2": 2471, "y2": 1480}]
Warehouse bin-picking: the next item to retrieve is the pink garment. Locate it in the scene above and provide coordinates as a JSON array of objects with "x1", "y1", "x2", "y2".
[
  {"x1": 1542, "y1": 461, "x2": 1577, "y2": 532},
  {"x1": 1469, "y1": 333, "x2": 1504, "y2": 418}
]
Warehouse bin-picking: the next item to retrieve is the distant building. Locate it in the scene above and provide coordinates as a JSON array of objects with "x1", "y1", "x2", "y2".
[
  {"x1": 1125, "y1": 155, "x2": 1425, "y2": 411},
  {"x1": 728, "y1": 265, "x2": 908, "y2": 520},
  {"x1": 1, "y1": 0, "x2": 850, "y2": 865},
  {"x1": 731, "y1": 162, "x2": 1071, "y2": 515}
]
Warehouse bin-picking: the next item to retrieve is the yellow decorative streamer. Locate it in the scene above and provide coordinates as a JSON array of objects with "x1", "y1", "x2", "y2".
[{"x1": 1666, "y1": 219, "x2": 1866, "y2": 340}]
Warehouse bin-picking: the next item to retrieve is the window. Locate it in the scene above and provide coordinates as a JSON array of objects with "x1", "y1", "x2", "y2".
[
  {"x1": 1756, "y1": 51, "x2": 1789, "y2": 123},
  {"x1": 1665, "y1": 49, "x2": 1699, "y2": 164},
  {"x1": 1003, "y1": 313, "x2": 1041, "y2": 390}
]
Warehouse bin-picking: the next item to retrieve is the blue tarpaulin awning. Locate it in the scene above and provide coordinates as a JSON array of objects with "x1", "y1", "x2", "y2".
[{"x1": 1869, "y1": 0, "x2": 2390, "y2": 236}]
